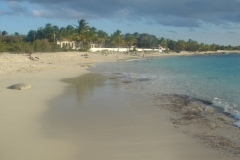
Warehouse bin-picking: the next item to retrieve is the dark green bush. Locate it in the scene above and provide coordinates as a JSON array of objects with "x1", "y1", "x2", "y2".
[{"x1": 78, "y1": 44, "x2": 90, "y2": 52}]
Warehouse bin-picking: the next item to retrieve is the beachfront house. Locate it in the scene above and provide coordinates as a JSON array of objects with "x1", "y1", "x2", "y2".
[
  {"x1": 56, "y1": 40, "x2": 166, "y2": 53},
  {"x1": 157, "y1": 45, "x2": 166, "y2": 52},
  {"x1": 56, "y1": 39, "x2": 81, "y2": 50},
  {"x1": 57, "y1": 40, "x2": 103, "y2": 50},
  {"x1": 90, "y1": 43, "x2": 104, "y2": 48}
]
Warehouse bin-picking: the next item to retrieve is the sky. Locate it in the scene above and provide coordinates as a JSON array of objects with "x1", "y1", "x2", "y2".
[{"x1": 0, "y1": 0, "x2": 240, "y2": 46}]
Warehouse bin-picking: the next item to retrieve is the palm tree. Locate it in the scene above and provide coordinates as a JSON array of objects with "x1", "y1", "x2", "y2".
[
  {"x1": 158, "y1": 37, "x2": 167, "y2": 49},
  {"x1": 97, "y1": 30, "x2": 109, "y2": 47},
  {"x1": 210, "y1": 43, "x2": 217, "y2": 51},
  {"x1": 73, "y1": 19, "x2": 90, "y2": 47},
  {"x1": 137, "y1": 33, "x2": 150, "y2": 48},
  {"x1": 133, "y1": 32, "x2": 140, "y2": 39},
  {"x1": 125, "y1": 33, "x2": 137, "y2": 50},
  {"x1": 176, "y1": 40, "x2": 187, "y2": 52},
  {"x1": 110, "y1": 30, "x2": 125, "y2": 50},
  {"x1": 148, "y1": 35, "x2": 158, "y2": 49},
  {"x1": 186, "y1": 39, "x2": 199, "y2": 52},
  {"x1": 58, "y1": 27, "x2": 66, "y2": 40},
  {"x1": 87, "y1": 27, "x2": 98, "y2": 45},
  {"x1": 76, "y1": 19, "x2": 89, "y2": 34},
  {"x1": 199, "y1": 43, "x2": 209, "y2": 51},
  {"x1": 43, "y1": 23, "x2": 54, "y2": 41},
  {"x1": 65, "y1": 25, "x2": 75, "y2": 40},
  {"x1": 52, "y1": 25, "x2": 59, "y2": 42},
  {"x1": 167, "y1": 39, "x2": 177, "y2": 51}
]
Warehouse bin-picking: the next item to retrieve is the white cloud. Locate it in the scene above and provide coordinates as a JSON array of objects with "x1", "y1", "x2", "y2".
[
  {"x1": 8, "y1": 1, "x2": 28, "y2": 13},
  {"x1": 32, "y1": 10, "x2": 43, "y2": 16},
  {"x1": 32, "y1": 7, "x2": 92, "y2": 19}
]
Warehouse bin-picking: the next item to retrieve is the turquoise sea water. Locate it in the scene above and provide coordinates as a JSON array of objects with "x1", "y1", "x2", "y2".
[{"x1": 90, "y1": 54, "x2": 240, "y2": 127}]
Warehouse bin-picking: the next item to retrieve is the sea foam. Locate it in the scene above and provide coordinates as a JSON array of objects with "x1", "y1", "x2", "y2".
[{"x1": 213, "y1": 97, "x2": 240, "y2": 127}]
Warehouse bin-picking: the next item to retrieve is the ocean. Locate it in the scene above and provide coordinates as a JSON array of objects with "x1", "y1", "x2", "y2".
[{"x1": 90, "y1": 54, "x2": 240, "y2": 127}]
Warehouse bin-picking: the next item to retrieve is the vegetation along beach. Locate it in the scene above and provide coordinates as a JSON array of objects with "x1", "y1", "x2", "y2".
[{"x1": 1, "y1": 3, "x2": 240, "y2": 159}]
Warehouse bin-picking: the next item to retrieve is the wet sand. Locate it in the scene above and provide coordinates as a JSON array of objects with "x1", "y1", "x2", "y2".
[
  {"x1": 39, "y1": 74, "x2": 226, "y2": 160},
  {"x1": 1, "y1": 52, "x2": 240, "y2": 160}
]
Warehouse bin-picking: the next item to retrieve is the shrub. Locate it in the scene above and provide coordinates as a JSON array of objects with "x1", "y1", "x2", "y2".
[
  {"x1": 78, "y1": 44, "x2": 90, "y2": 52},
  {"x1": 33, "y1": 39, "x2": 51, "y2": 52}
]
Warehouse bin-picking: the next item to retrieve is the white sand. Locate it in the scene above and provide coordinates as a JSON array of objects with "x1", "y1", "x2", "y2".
[{"x1": 0, "y1": 52, "x2": 238, "y2": 160}]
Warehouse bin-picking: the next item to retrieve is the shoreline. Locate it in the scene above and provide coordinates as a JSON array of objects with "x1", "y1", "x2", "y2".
[
  {"x1": 1, "y1": 49, "x2": 240, "y2": 74},
  {"x1": 100, "y1": 62, "x2": 240, "y2": 158},
  {"x1": 1, "y1": 51, "x2": 240, "y2": 159},
  {"x1": 0, "y1": 50, "x2": 240, "y2": 76}
]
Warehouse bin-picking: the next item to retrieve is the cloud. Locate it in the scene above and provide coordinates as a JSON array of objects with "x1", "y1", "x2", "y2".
[
  {"x1": 0, "y1": 1, "x2": 29, "y2": 16},
  {"x1": 32, "y1": 7, "x2": 90, "y2": 19},
  {"x1": 0, "y1": 10, "x2": 5, "y2": 15},
  {"x1": 8, "y1": 1, "x2": 28, "y2": 13},
  {"x1": 167, "y1": 30, "x2": 177, "y2": 34},
  {"x1": 156, "y1": 16, "x2": 202, "y2": 27},
  {"x1": 0, "y1": 9, "x2": 13, "y2": 16},
  {"x1": 5, "y1": 0, "x2": 240, "y2": 28},
  {"x1": 189, "y1": 28, "x2": 196, "y2": 32},
  {"x1": 228, "y1": 31, "x2": 237, "y2": 34}
]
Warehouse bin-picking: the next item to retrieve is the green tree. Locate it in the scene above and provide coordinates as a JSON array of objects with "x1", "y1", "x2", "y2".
[
  {"x1": 225, "y1": 45, "x2": 233, "y2": 50},
  {"x1": 26, "y1": 30, "x2": 37, "y2": 42},
  {"x1": 97, "y1": 30, "x2": 109, "y2": 47},
  {"x1": 167, "y1": 39, "x2": 177, "y2": 51},
  {"x1": 175, "y1": 40, "x2": 187, "y2": 52},
  {"x1": 58, "y1": 27, "x2": 66, "y2": 40},
  {"x1": 65, "y1": 25, "x2": 75, "y2": 40},
  {"x1": 158, "y1": 37, "x2": 167, "y2": 49},
  {"x1": 133, "y1": 32, "x2": 140, "y2": 39},
  {"x1": 137, "y1": 33, "x2": 148, "y2": 48},
  {"x1": 148, "y1": 35, "x2": 158, "y2": 48},
  {"x1": 125, "y1": 33, "x2": 137, "y2": 50},
  {"x1": 137, "y1": 33, "x2": 157, "y2": 48},
  {"x1": 52, "y1": 25, "x2": 59, "y2": 42},
  {"x1": 199, "y1": 43, "x2": 210, "y2": 51},
  {"x1": 2, "y1": 31, "x2": 8, "y2": 36},
  {"x1": 210, "y1": 43, "x2": 217, "y2": 51},
  {"x1": 110, "y1": 30, "x2": 125, "y2": 50},
  {"x1": 74, "y1": 19, "x2": 89, "y2": 42},
  {"x1": 43, "y1": 23, "x2": 55, "y2": 42},
  {"x1": 36, "y1": 27, "x2": 45, "y2": 40},
  {"x1": 87, "y1": 27, "x2": 98, "y2": 45},
  {"x1": 186, "y1": 39, "x2": 199, "y2": 52}
]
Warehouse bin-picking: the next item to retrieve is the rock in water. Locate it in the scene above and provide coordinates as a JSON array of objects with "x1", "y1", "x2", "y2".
[{"x1": 8, "y1": 83, "x2": 31, "y2": 90}]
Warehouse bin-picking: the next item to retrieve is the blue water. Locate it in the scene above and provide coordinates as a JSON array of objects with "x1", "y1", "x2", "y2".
[{"x1": 90, "y1": 54, "x2": 240, "y2": 127}]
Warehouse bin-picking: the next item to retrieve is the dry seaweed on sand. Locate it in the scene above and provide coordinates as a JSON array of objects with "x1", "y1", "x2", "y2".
[
  {"x1": 193, "y1": 134, "x2": 240, "y2": 155},
  {"x1": 151, "y1": 93, "x2": 240, "y2": 157}
]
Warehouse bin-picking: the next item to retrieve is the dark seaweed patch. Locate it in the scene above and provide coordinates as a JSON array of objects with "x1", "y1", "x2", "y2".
[{"x1": 137, "y1": 78, "x2": 151, "y2": 82}]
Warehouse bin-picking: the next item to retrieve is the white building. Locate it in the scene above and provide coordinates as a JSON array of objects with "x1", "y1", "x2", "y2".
[
  {"x1": 57, "y1": 40, "x2": 166, "y2": 53},
  {"x1": 56, "y1": 40, "x2": 81, "y2": 50}
]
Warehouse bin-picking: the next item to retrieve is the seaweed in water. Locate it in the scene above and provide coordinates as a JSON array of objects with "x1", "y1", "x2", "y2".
[{"x1": 137, "y1": 78, "x2": 151, "y2": 82}]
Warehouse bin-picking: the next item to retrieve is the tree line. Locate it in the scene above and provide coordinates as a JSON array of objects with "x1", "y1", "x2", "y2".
[{"x1": 0, "y1": 19, "x2": 239, "y2": 53}]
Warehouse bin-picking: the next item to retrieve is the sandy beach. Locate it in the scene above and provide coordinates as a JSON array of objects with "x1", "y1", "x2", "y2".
[{"x1": 1, "y1": 51, "x2": 240, "y2": 160}]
